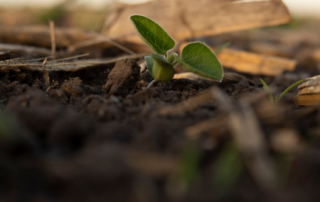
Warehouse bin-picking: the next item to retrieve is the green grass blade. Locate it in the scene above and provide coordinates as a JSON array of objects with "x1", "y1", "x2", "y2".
[
  {"x1": 130, "y1": 15, "x2": 175, "y2": 55},
  {"x1": 214, "y1": 42, "x2": 230, "y2": 55},
  {"x1": 275, "y1": 80, "x2": 305, "y2": 102},
  {"x1": 260, "y1": 78, "x2": 274, "y2": 102}
]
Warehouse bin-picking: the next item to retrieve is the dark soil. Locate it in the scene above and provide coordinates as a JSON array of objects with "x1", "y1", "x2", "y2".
[{"x1": 1, "y1": 32, "x2": 320, "y2": 202}]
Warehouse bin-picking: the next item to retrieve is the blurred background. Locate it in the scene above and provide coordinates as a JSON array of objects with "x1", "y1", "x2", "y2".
[
  {"x1": 0, "y1": 0, "x2": 319, "y2": 17},
  {"x1": 0, "y1": 0, "x2": 319, "y2": 30}
]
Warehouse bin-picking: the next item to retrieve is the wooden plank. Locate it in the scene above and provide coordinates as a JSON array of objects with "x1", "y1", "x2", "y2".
[
  {"x1": 179, "y1": 43, "x2": 296, "y2": 76},
  {"x1": 103, "y1": 0, "x2": 291, "y2": 42}
]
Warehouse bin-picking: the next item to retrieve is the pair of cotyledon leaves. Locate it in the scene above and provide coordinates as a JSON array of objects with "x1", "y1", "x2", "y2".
[{"x1": 130, "y1": 15, "x2": 223, "y2": 82}]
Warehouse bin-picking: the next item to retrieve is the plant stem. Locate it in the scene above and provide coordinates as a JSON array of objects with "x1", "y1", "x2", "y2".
[
  {"x1": 275, "y1": 80, "x2": 305, "y2": 102},
  {"x1": 171, "y1": 60, "x2": 178, "y2": 67},
  {"x1": 147, "y1": 79, "x2": 156, "y2": 88}
]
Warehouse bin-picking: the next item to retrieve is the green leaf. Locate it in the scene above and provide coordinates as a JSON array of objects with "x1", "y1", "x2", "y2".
[
  {"x1": 145, "y1": 55, "x2": 154, "y2": 76},
  {"x1": 174, "y1": 42, "x2": 224, "y2": 81},
  {"x1": 130, "y1": 15, "x2": 175, "y2": 55},
  {"x1": 145, "y1": 54, "x2": 175, "y2": 82},
  {"x1": 259, "y1": 78, "x2": 274, "y2": 102},
  {"x1": 151, "y1": 53, "x2": 172, "y2": 67}
]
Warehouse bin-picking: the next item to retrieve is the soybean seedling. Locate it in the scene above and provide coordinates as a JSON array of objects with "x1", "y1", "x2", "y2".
[
  {"x1": 260, "y1": 78, "x2": 304, "y2": 103},
  {"x1": 130, "y1": 15, "x2": 224, "y2": 88}
]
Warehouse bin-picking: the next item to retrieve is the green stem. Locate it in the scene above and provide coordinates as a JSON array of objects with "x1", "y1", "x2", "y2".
[
  {"x1": 275, "y1": 80, "x2": 305, "y2": 102},
  {"x1": 171, "y1": 60, "x2": 178, "y2": 67}
]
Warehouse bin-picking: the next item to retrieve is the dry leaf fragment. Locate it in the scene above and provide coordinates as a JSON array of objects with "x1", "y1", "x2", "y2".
[
  {"x1": 104, "y1": 0, "x2": 291, "y2": 42},
  {"x1": 295, "y1": 75, "x2": 320, "y2": 106}
]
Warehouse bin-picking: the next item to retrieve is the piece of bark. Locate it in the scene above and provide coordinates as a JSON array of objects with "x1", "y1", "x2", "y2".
[
  {"x1": 103, "y1": 0, "x2": 291, "y2": 44},
  {"x1": 179, "y1": 43, "x2": 296, "y2": 76},
  {"x1": 217, "y1": 48, "x2": 296, "y2": 75}
]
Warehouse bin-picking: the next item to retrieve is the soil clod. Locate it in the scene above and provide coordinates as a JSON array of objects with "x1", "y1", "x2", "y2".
[{"x1": 103, "y1": 59, "x2": 141, "y2": 95}]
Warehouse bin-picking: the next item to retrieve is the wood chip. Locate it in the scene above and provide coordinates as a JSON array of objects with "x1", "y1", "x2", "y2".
[{"x1": 295, "y1": 94, "x2": 320, "y2": 106}]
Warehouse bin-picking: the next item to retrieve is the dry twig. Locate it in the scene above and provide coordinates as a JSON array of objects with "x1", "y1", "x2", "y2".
[
  {"x1": 1, "y1": 53, "x2": 147, "y2": 72},
  {"x1": 42, "y1": 58, "x2": 50, "y2": 86},
  {"x1": 49, "y1": 21, "x2": 56, "y2": 60}
]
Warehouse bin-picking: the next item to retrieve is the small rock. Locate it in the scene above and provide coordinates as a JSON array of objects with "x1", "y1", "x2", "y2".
[
  {"x1": 103, "y1": 59, "x2": 140, "y2": 95},
  {"x1": 61, "y1": 77, "x2": 85, "y2": 97}
]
